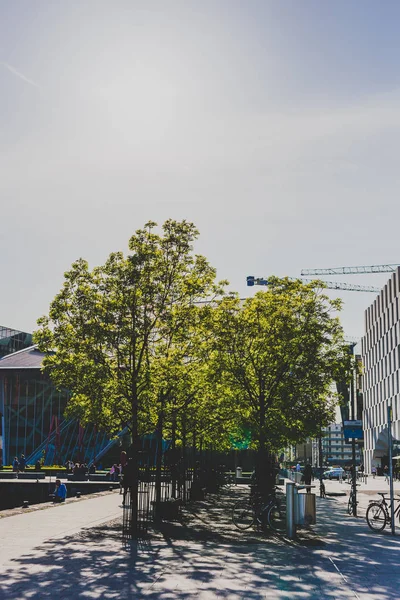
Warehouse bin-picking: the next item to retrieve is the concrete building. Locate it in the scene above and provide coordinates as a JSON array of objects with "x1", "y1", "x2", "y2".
[
  {"x1": 295, "y1": 440, "x2": 313, "y2": 464},
  {"x1": 362, "y1": 267, "x2": 400, "y2": 473},
  {"x1": 311, "y1": 423, "x2": 360, "y2": 467}
]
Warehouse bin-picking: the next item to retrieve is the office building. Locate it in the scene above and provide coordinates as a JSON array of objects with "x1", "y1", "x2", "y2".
[{"x1": 362, "y1": 267, "x2": 400, "y2": 473}]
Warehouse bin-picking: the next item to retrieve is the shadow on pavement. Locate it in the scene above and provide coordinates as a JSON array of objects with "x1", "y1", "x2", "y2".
[{"x1": 1, "y1": 489, "x2": 400, "y2": 599}]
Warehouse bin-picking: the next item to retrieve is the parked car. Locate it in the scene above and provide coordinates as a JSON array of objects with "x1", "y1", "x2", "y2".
[{"x1": 323, "y1": 467, "x2": 345, "y2": 480}]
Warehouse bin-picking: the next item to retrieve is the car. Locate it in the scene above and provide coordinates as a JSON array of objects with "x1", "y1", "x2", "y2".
[{"x1": 323, "y1": 467, "x2": 345, "y2": 480}]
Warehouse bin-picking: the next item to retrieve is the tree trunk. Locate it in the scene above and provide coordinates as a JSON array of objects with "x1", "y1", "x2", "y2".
[
  {"x1": 255, "y1": 394, "x2": 276, "y2": 499},
  {"x1": 154, "y1": 394, "x2": 165, "y2": 520},
  {"x1": 130, "y1": 395, "x2": 139, "y2": 538},
  {"x1": 182, "y1": 415, "x2": 187, "y2": 502},
  {"x1": 192, "y1": 428, "x2": 197, "y2": 472},
  {"x1": 171, "y1": 414, "x2": 177, "y2": 499}
]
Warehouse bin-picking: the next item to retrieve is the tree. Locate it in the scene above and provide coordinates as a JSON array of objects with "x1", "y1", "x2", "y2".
[
  {"x1": 211, "y1": 277, "x2": 350, "y2": 496},
  {"x1": 34, "y1": 219, "x2": 223, "y2": 535}
]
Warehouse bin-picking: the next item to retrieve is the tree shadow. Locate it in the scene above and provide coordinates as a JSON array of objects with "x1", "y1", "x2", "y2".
[{"x1": 1, "y1": 489, "x2": 400, "y2": 598}]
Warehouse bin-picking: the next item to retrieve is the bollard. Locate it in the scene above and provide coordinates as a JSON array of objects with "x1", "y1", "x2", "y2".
[
  {"x1": 294, "y1": 485, "x2": 300, "y2": 524},
  {"x1": 286, "y1": 482, "x2": 296, "y2": 539}
]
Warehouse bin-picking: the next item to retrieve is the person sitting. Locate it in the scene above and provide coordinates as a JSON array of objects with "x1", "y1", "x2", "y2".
[
  {"x1": 109, "y1": 464, "x2": 119, "y2": 482},
  {"x1": 52, "y1": 479, "x2": 67, "y2": 503},
  {"x1": 79, "y1": 463, "x2": 88, "y2": 479},
  {"x1": 73, "y1": 462, "x2": 79, "y2": 478}
]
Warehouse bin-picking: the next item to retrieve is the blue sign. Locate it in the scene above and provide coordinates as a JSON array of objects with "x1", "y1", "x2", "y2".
[{"x1": 343, "y1": 420, "x2": 363, "y2": 441}]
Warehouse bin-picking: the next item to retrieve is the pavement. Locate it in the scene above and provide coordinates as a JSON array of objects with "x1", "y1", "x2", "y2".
[{"x1": 0, "y1": 477, "x2": 400, "y2": 599}]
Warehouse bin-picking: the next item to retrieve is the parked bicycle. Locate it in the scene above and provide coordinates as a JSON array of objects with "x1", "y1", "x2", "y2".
[
  {"x1": 222, "y1": 472, "x2": 235, "y2": 489},
  {"x1": 366, "y1": 493, "x2": 400, "y2": 531},
  {"x1": 319, "y1": 479, "x2": 326, "y2": 498},
  {"x1": 347, "y1": 483, "x2": 360, "y2": 516},
  {"x1": 232, "y1": 487, "x2": 285, "y2": 533}
]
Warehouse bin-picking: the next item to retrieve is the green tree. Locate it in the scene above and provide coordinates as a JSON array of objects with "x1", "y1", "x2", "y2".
[
  {"x1": 211, "y1": 278, "x2": 349, "y2": 496},
  {"x1": 35, "y1": 219, "x2": 223, "y2": 535}
]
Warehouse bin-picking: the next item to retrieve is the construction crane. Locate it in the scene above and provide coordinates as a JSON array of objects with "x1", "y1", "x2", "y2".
[
  {"x1": 301, "y1": 264, "x2": 400, "y2": 276},
  {"x1": 246, "y1": 276, "x2": 380, "y2": 293}
]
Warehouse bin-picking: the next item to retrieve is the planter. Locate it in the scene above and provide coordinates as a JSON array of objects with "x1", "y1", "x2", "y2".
[{"x1": 153, "y1": 498, "x2": 182, "y2": 521}]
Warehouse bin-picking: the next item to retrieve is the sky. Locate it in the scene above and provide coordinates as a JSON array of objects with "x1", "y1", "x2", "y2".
[{"x1": 1, "y1": 0, "x2": 400, "y2": 342}]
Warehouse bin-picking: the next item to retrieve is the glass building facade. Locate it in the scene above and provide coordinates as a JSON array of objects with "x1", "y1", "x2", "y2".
[
  {"x1": 0, "y1": 346, "x2": 110, "y2": 466},
  {"x1": 0, "y1": 326, "x2": 32, "y2": 359}
]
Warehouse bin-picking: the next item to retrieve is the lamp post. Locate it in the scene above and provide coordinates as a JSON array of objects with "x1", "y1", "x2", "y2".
[
  {"x1": 388, "y1": 402, "x2": 395, "y2": 535},
  {"x1": 347, "y1": 344, "x2": 358, "y2": 517}
]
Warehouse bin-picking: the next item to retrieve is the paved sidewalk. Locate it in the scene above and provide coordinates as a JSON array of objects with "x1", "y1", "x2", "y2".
[
  {"x1": 320, "y1": 474, "x2": 400, "y2": 513},
  {"x1": 0, "y1": 482, "x2": 400, "y2": 599},
  {"x1": 0, "y1": 490, "x2": 122, "y2": 567}
]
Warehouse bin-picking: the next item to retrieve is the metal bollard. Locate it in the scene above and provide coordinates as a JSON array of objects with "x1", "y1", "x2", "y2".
[
  {"x1": 294, "y1": 485, "x2": 300, "y2": 524},
  {"x1": 286, "y1": 482, "x2": 296, "y2": 539}
]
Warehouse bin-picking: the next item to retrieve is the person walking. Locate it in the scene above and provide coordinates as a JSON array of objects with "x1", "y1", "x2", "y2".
[
  {"x1": 372, "y1": 465, "x2": 377, "y2": 479},
  {"x1": 19, "y1": 454, "x2": 26, "y2": 472},
  {"x1": 384, "y1": 465, "x2": 389, "y2": 483},
  {"x1": 303, "y1": 463, "x2": 313, "y2": 492},
  {"x1": 122, "y1": 458, "x2": 133, "y2": 505}
]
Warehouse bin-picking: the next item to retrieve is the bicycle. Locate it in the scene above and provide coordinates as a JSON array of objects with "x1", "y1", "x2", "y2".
[
  {"x1": 232, "y1": 488, "x2": 285, "y2": 533},
  {"x1": 366, "y1": 493, "x2": 400, "y2": 532},
  {"x1": 347, "y1": 483, "x2": 360, "y2": 516},
  {"x1": 319, "y1": 480, "x2": 326, "y2": 498},
  {"x1": 222, "y1": 472, "x2": 235, "y2": 489}
]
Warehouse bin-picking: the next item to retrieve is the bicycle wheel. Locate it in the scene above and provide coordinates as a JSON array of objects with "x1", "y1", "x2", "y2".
[
  {"x1": 267, "y1": 501, "x2": 286, "y2": 533},
  {"x1": 366, "y1": 503, "x2": 387, "y2": 532},
  {"x1": 224, "y1": 474, "x2": 234, "y2": 489},
  {"x1": 347, "y1": 495, "x2": 353, "y2": 516},
  {"x1": 232, "y1": 500, "x2": 254, "y2": 530}
]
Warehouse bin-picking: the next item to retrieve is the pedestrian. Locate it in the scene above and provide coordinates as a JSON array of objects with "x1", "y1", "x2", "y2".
[
  {"x1": 360, "y1": 464, "x2": 364, "y2": 482},
  {"x1": 120, "y1": 450, "x2": 128, "y2": 469},
  {"x1": 303, "y1": 463, "x2": 312, "y2": 491},
  {"x1": 52, "y1": 479, "x2": 67, "y2": 503},
  {"x1": 12, "y1": 457, "x2": 19, "y2": 472},
  {"x1": 122, "y1": 458, "x2": 133, "y2": 505},
  {"x1": 384, "y1": 465, "x2": 389, "y2": 483},
  {"x1": 296, "y1": 463, "x2": 301, "y2": 472},
  {"x1": 372, "y1": 465, "x2": 377, "y2": 479},
  {"x1": 19, "y1": 454, "x2": 26, "y2": 472}
]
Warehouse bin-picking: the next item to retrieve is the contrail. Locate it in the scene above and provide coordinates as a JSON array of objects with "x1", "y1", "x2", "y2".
[{"x1": 1, "y1": 61, "x2": 40, "y2": 88}]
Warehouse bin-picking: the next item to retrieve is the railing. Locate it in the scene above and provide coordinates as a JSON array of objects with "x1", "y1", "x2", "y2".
[{"x1": 122, "y1": 468, "x2": 195, "y2": 540}]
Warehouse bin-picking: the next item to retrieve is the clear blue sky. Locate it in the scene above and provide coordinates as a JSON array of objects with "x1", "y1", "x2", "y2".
[{"x1": 1, "y1": 0, "x2": 399, "y2": 339}]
